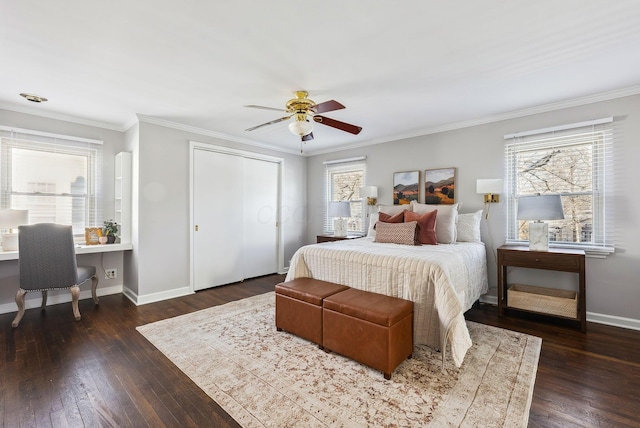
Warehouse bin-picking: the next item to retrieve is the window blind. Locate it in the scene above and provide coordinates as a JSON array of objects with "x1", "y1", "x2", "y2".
[
  {"x1": 0, "y1": 126, "x2": 103, "y2": 240},
  {"x1": 323, "y1": 156, "x2": 366, "y2": 234},
  {"x1": 504, "y1": 118, "x2": 613, "y2": 253}
]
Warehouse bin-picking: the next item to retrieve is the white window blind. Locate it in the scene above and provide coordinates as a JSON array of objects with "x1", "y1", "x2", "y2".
[
  {"x1": 0, "y1": 126, "x2": 103, "y2": 241},
  {"x1": 504, "y1": 118, "x2": 613, "y2": 254},
  {"x1": 324, "y1": 156, "x2": 366, "y2": 234}
]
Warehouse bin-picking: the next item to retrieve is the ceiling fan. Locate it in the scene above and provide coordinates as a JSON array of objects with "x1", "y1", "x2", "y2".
[{"x1": 244, "y1": 91, "x2": 362, "y2": 143}]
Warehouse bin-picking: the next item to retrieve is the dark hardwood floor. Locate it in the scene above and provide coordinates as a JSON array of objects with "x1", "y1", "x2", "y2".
[{"x1": 2, "y1": 274, "x2": 639, "y2": 427}]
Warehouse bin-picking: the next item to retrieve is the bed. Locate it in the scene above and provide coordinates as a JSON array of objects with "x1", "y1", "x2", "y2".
[{"x1": 285, "y1": 236, "x2": 488, "y2": 367}]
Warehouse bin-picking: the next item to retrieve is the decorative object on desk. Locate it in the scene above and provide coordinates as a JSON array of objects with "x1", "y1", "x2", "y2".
[
  {"x1": 85, "y1": 227, "x2": 102, "y2": 245},
  {"x1": 424, "y1": 167, "x2": 456, "y2": 204},
  {"x1": 328, "y1": 201, "x2": 351, "y2": 237},
  {"x1": 0, "y1": 209, "x2": 29, "y2": 251},
  {"x1": 517, "y1": 194, "x2": 564, "y2": 251},
  {"x1": 393, "y1": 171, "x2": 419, "y2": 205},
  {"x1": 102, "y1": 220, "x2": 119, "y2": 244},
  {"x1": 476, "y1": 178, "x2": 503, "y2": 219},
  {"x1": 359, "y1": 185, "x2": 378, "y2": 218},
  {"x1": 98, "y1": 236, "x2": 108, "y2": 245}
]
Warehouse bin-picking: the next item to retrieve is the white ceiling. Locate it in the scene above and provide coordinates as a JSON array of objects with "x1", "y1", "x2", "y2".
[{"x1": 2, "y1": 1, "x2": 640, "y2": 155}]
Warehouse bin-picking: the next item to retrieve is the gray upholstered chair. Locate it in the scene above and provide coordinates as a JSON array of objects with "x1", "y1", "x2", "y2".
[{"x1": 11, "y1": 223, "x2": 99, "y2": 328}]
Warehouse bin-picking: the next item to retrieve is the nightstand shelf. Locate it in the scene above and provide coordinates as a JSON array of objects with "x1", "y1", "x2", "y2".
[
  {"x1": 316, "y1": 235, "x2": 361, "y2": 243},
  {"x1": 497, "y1": 245, "x2": 586, "y2": 332}
]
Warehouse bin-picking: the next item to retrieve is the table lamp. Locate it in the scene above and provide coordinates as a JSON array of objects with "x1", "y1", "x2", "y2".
[
  {"x1": 328, "y1": 201, "x2": 351, "y2": 237},
  {"x1": 0, "y1": 209, "x2": 29, "y2": 251},
  {"x1": 517, "y1": 194, "x2": 564, "y2": 251}
]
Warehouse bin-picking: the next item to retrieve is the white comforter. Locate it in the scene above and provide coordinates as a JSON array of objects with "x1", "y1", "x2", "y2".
[{"x1": 285, "y1": 238, "x2": 488, "y2": 367}]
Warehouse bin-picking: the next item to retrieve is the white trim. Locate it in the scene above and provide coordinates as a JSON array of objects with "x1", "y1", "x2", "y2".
[
  {"x1": 0, "y1": 284, "x2": 123, "y2": 315},
  {"x1": 323, "y1": 156, "x2": 367, "y2": 165},
  {"x1": 586, "y1": 311, "x2": 640, "y2": 331},
  {"x1": 0, "y1": 125, "x2": 103, "y2": 145},
  {"x1": 125, "y1": 285, "x2": 194, "y2": 306},
  {"x1": 503, "y1": 117, "x2": 613, "y2": 139}
]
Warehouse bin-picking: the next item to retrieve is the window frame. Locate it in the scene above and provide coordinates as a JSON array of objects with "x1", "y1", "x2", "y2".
[
  {"x1": 323, "y1": 156, "x2": 367, "y2": 235},
  {"x1": 0, "y1": 126, "x2": 103, "y2": 242},
  {"x1": 504, "y1": 118, "x2": 614, "y2": 256}
]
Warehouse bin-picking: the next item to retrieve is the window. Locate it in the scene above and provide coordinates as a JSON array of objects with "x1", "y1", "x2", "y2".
[
  {"x1": 0, "y1": 126, "x2": 102, "y2": 241},
  {"x1": 505, "y1": 117, "x2": 613, "y2": 253},
  {"x1": 324, "y1": 157, "x2": 366, "y2": 234}
]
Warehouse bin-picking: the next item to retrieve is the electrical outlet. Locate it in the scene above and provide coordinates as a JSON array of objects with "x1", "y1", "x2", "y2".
[{"x1": 105, "y1": 268, "x2": 117, "y2": 279}]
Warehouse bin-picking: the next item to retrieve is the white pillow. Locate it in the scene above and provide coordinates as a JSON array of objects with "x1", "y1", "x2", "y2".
[
  {"x1": 378, "y1": 204, "x2": 413, "y2": 215},
  {"x1": 457, "y1": 210, "x2": 483, "y2": 243},
  {"x1": 410, "y1": 201, "x2": 459, "y2": 244},
  {"x1": 367, "y1": 212, "x2": 379, "y2": 237}
]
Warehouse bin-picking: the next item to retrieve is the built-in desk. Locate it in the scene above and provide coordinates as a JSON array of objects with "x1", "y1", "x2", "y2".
[{"x1": 0, "y1": 242, "x2": 133, "y2": 261}]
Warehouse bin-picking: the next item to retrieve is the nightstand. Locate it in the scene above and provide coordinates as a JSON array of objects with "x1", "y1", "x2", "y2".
[
  {"x1": 316, "y1": 234, "x2": 361, "y2": 243},
  {"x1": 497, "y1": 245, "x2": 586, "y2": 332}
]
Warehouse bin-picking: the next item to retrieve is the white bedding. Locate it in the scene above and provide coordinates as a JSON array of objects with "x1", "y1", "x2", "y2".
[{"x1": 285, "y1": 237, "x2": 489, "y2": 367}]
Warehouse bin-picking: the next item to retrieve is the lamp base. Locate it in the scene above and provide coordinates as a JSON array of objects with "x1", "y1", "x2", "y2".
[
  {"x1": 1, "y1": 233, "x2": 19, "y2": 252},
  {"x1": 333, "y1": 218, "x2": 347, "y2": 237},
  {"x1": 528, "y1": 221, "x2": 549, "y2": 251}
]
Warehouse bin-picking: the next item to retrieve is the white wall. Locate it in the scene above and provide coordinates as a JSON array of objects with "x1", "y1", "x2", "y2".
[{"x1": 306, "y1": 94, "x2": 640, "y2": 328}]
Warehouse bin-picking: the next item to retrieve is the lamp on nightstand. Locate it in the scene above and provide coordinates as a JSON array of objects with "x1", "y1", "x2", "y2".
[
  {"x1": 329, "y1": 201, "x2": 351, "y2": 237},
  {"x1": 517, "y1": 194, "x2": 564, "y2": 251}
]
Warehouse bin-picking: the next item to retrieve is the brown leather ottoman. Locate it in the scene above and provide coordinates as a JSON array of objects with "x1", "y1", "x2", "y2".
[
  {"x1": 275, "y1": 278, "x2": 349, "y2": 348},
  {"x1": 323, "y1": 288, "x2": 413, "y2": 380}
]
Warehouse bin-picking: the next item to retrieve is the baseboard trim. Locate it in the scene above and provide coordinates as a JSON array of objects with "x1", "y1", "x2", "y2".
[
  {"x1": 125, "y1": 286, "x2": 194, "y2": 306},
  {"x1": 0, "y1": 284, "x2": 124, "y2": 315},
  {"x1": 477, "y1": 295, "x2": 639, "y2": 332}
]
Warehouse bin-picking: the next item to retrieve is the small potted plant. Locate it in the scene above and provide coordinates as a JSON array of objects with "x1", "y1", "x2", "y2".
[{"x1": 103, "y1": 220, "x2": 119, "y2": 244}]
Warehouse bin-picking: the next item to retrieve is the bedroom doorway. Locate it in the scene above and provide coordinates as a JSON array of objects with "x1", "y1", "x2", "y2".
[{"x1": 190, "y1": 142, "x2": 282, "y2": 291}]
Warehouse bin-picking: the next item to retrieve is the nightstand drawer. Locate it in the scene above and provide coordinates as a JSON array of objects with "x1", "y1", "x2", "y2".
[{"x1": 501, "y1": 250, "x2": 582, "y2": 272}]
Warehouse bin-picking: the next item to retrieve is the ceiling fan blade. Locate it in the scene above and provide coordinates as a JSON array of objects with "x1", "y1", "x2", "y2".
[
  {"x1": 313, "y1": 115, "x2": 362, "y2": 135},
  {"x1": 245, "y1": 115, "x2": 292, "y2": 131},
  {"x1": 311, "y1": 100, "x2": 345, "y2": 114},
  {"x1": 301, "y1": 132, "x2": 314, "y2": 142},
  {"x1": 244, "y1": 104, "x2": 287, "y2": 112}
]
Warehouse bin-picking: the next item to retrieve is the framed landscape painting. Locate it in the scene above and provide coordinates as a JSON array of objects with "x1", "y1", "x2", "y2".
[
  {"x1": 424, "y1": 167, "x2": 456, "y2": 204},
  {"x1": 393, "y1": 171, "x2": 419, "y2": 205}
]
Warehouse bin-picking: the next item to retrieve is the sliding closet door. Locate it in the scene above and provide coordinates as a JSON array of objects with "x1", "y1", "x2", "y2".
[
  {"x1": 193, "y1": 149, "x2": 244, "y2": 290},
  {"x1": 243, "y1": 157, "x2": 279, "y2": 279},
  {"x1": 192, "y1": 146, "x2": 280, "y2": 291}
]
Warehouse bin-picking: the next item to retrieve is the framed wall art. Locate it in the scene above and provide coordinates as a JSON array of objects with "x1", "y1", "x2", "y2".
[
  {"x1": 84, "y1": 227, "x2": 102, "y2": 245},
  {"x1": 424, "y1": 167, "x2": 456, "y2": 204},
  {"x1": 393, "y1": 171, "x2": 419, "y2": 205}
]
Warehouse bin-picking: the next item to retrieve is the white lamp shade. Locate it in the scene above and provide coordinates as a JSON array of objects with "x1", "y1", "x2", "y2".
[
  {"x1": 0, "y1": 209, "x2": 29, "y2": 229},
  {"x1": 288, "y1": 120, "x2": 313, "y2": 136},
  {"x1": 328, "y1": 201, "x2": 351, "y2": 218},
  {"x1": 517, "y1": 194, "x2": 565, "y2": 221},
  {"x1": 360, "y1": 186, "x2": 378, "y2": 198},
  {"x1": 476, "y1": 179, "x2": 503, "y2": 194}
]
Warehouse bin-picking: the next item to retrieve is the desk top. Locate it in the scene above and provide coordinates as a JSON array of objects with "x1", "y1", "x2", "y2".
[{"x1": 0, "y1": 242, "x2": 133, "y2": 261}]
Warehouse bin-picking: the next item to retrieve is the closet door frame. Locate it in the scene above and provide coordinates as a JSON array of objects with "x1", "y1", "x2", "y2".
[{"x1": 189, "y1": 141, "x2": 284, "y2": 293}]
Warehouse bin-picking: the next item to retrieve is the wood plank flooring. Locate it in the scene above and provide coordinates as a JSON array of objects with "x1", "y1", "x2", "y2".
[{"x1": 2, "y1": 274, "x2": 639, "y2": 427}]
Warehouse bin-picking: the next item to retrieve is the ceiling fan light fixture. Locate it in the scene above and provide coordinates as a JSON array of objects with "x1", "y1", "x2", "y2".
[{"x1": 288, "y1": 120, "x2": 313, "y2": 137}]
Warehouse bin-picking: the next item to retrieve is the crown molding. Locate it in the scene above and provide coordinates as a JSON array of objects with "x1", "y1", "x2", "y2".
[{"x1": 135, "y1": 114, "x2": 303, "y2": 156}]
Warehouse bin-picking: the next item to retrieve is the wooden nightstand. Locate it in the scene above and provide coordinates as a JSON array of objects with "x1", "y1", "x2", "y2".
[
  {"x1": 497, "y1": 245, "x2": 586, "y2": 332},
  {"x1": 316, "y1": 234, "x2": 361, "y2": 243}
]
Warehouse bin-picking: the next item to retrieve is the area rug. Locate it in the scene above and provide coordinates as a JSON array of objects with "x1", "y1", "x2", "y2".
[{"x1": 137, "y1": 292, "x2": 541, "y2": 427}]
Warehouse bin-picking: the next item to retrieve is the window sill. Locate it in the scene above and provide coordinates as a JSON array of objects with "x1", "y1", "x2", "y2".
[{"x1": 0, "y1": 242, "x2": 133, "y2": 262}]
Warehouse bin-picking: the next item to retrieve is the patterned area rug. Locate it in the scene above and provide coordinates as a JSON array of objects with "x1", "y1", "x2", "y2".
[{"x1": 137, "y1": 292, "x2": 541, "y2": 427}]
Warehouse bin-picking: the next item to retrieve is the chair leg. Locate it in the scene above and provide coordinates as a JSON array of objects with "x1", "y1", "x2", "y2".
[
  {"x1": 91, "y1": 275, "x2": 99, "y2": 305},
  {"x1": 12, "y1": 289, "x2": 27, "y2": 328},
  {"x1": 41, "y1": 290, "x2": 48, "y2": 309},
  {"x1": 71, "y1": 286, "x2": 81, "y2": 321}
]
